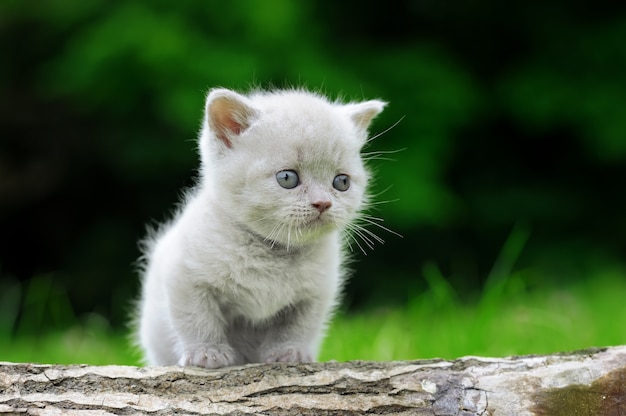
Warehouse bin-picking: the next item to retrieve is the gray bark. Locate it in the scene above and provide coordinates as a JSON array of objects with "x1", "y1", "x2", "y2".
[{"x1": 1, "y1": 346, "x2": 625, "y2": 415}]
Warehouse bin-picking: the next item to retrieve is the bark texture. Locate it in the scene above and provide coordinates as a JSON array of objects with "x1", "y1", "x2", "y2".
[{"x1": 1, "y1": 346, "x2": 625, "y2": 415}]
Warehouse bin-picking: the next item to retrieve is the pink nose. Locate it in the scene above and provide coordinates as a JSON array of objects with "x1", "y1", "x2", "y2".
[{"x1": 311, "y1": 200, "x2": 332, "y2": 213}]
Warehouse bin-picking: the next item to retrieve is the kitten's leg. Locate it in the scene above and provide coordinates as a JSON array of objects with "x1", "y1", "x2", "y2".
[
  {"x1": 139, "y1": 291, "x2": 179, "y2": 365},
  {"x1": 259, "y1": 300, "x2": 328, "y2": 363},
  {"x1": 168, "y1": 282, "x2": 242, "y2": 369}
]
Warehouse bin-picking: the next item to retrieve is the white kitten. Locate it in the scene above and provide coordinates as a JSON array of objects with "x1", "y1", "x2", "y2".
[{"x1": 137, "y1": 88, "x2": 386, "y2": 368}]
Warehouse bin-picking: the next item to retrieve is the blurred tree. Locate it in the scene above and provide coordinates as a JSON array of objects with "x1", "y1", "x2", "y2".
[{"x1": 1, "y1": 0, "x2": 625, "y2": 329}]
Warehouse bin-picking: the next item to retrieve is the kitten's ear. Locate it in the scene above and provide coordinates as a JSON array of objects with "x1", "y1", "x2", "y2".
[
  {"x1": 206, "y1": 89, "x2": 258, "y2": 148},
  {"x1": 343, "y1": 100, "x2": 387, "y2": 132}
]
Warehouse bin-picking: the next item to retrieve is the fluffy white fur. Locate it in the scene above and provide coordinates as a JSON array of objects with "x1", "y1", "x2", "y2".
[{"x1": 137, "y1": 88, "x2": 386, "y2": 368}]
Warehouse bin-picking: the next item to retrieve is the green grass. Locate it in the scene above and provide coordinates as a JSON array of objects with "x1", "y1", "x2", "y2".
[
  {"x1": 2, "y1": 267, "x2": 624, "y2": 365},
  {"x1": 321, "y1": 268, "x2": 626, "y2": 361},
  {"x1": 1, "y1": 325, "x2": 140, "y2": 366}
]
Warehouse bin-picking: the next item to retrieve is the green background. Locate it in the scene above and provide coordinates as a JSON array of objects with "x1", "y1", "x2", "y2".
[{"x1": 1, "y1": 1, "x2": 625, "y2": 361}]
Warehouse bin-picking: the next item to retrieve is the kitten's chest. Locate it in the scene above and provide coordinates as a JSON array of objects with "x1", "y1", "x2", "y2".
[{"x1": 211, "y1": 235, "x2": 340, "y2": 322}]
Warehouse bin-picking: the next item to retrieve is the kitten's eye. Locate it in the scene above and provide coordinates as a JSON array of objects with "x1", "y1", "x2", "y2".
[
  {"x1": 333, "y1": 174, "x2": 350, "y2": 191},
  {"x1": 276, "y1": 170, "x2": 299, "y2": 189}
]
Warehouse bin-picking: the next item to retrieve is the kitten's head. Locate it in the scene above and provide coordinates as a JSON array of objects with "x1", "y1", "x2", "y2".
[{"x1": 199, "y1": 88, "x2": 386, "y2": 248}]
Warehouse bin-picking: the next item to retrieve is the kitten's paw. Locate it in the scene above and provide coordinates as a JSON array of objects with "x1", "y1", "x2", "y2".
[
  {"x1": 178, "y1": 344, "x2": 239, "y2": 369},
  {"x1": 262, "y1": 345, "x2": 313, "y2": 364}
]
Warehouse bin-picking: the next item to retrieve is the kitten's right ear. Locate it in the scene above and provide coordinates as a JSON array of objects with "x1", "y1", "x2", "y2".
[{"x1": 206, "y1": 89, "x2": 258, "y2": 148}]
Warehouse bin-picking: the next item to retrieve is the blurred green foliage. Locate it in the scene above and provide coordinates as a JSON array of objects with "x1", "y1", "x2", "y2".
[
  {"x1": 3, "y1": 265, "x2": 625, "y2": 364},
  {"x1": 1, "y1": 0, "x2": 625, "y2": 336}
]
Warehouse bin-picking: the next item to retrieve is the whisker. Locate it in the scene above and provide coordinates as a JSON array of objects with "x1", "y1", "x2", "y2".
[
  {"x1": 362, "y1": 148, "x2": 407, "y2": 162},
  {"x1": 364, "y1": 184, "x2": 397, "y2": 202},
  {"x1": 342, "y1": 229, "x2": 354, "y2": 252},
  {"x1": 295, "y1": 225, "x2": 303, "y2": 245},
  {"x1": 362, "y1": 156, "x2": 399, "y2": 162},
  {"x1": 346, "y1": 221, "x2": 379, "y2": 248},
  {"x1": 362, "y1": 199, "x2": 400, "y2": 210},
  {"x1": 362, "y1": 148, "x2": 407, "y2": 157},
  {"x1": 343, "y1": 227, "x2": 368, "y2": 255},
  {"x1": 264, "y1": 222, "x2": 284, "y2": 248},
  {"x1": 359, "y1": 216, "x2": 403, "y2": 238},
  {"x1": 347, "y1": 224, "x2": 375, "y2": 250},
  {"x1": 366, "y1": 116, "x2": 404, "y2": 143},
  {"x1": 286, "y1": 225, "x2": 293, "y2": 251},
  {"x1": 360, "y1": 214, "x2": 387, "y2": 222},
  {"x1": 354, "y1": 224, "x2": 386, "y2": 244},
  {"x1": 341, "y1": 229, "x2": 355, "y2": 252},
  {"x1": 249, "y1": 213, "x2": 279, "y2": 224}
]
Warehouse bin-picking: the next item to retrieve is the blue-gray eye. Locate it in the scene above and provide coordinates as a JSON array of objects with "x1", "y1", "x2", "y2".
[
  {"x1": 276, "y1": 170, "x2": 299, "y2": 189},
  {"x1": 333, "y1": 174, "x2": 350, "y2": 191}
]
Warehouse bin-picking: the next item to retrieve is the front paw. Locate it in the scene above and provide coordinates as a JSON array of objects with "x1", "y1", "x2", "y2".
[
  {"x1": 178, "y1": 344, "x2": 239, "y2": 369},
  {"x1": 262, "y1": 344, "x2": 313, "y2": 364}
]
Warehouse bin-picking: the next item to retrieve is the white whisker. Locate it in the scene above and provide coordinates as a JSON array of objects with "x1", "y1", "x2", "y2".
[
  {"x1": 286, "y1": 225, "x2": 293, "y2": 251},
  {"x1": 342, "y1": 229, "x2": 355, "y2": 253},
  {"x1": 347, "y1": 224, "x2": 375, "y2": 250},
  {"x1": 297, "y1": 224, "x2": 304, "y2": 242},
  {"x1": 366, "y1": 116, "x2": 404, "y2": 143},
  {"x1": 249, "y1": 212, "x2": 279, "y2": 224},
  {"x1": 355, "y1": 224, "x2": 386, "y2": 244},
  {"x1": 263, "y1": 222, "x2": 283, "y2": 248},
  {"x1": 366, "y1": 185, "x2": 396, "y2": 200},
  {"x1": 362, "y1": 199, "x2": 400, "y2": 209},
  {"x1": 362, "y1": 148, "x2": 407, "y2": 162},
  {"x1": 342, "y1": 227, "x2": 368, "y2": 255},
  {"x1": 359, "y1": 216, "x2": 403, "y2": 238}
]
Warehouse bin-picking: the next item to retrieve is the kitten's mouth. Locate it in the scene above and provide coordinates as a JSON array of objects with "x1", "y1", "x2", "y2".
[
  {"x1": 305, "y1": 212, "x2": 333, "y2": 227},
  {"x1": 308, "y1": 214, "x2": 325, "y2": 224},
  {"x1": 244, "y1": 211, "x2": 337, "y2": 249}
]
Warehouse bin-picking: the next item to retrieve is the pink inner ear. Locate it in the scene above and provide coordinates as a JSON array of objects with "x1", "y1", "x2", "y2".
[
  {"x1": 215, "y1": 133, "x2": 233, "y2": 148},
  {"x1": 209, "y1": 98, "x2": 252, "y2": 149},
  {"x1": 219, "y1": 114, "x2": 245, "y2": 136}
]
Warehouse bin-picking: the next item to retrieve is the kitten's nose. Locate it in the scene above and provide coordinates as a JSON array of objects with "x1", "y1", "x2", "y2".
[{"x1": 311, "y1": 200, "x2": 332, "y2": 213}]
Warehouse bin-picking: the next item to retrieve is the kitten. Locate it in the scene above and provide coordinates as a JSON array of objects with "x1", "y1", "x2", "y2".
[{"x1": 137, "y1": 88, "x2": 386, "y2": 368}]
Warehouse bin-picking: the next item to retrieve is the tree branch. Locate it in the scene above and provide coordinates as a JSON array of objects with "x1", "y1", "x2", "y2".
[{"x1": 1, "y1": 346, "x2": 625, "y2": 415}]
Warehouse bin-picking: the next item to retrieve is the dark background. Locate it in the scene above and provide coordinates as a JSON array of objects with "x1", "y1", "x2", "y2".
[{"x1": 1, "y1": 0, "x2": 625, "y2": 333}]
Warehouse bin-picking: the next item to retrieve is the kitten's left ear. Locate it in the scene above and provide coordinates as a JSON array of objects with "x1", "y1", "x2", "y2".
[
  {"x1": 206, "y1": 88, "x2": 259, "y2": 148},
  {"x1": 343, "y1": 100, "x2": 387, "y2": 132}
]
